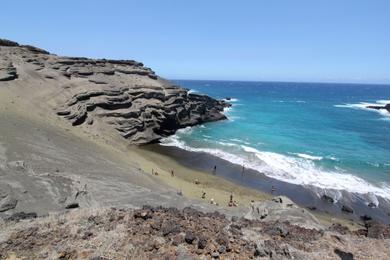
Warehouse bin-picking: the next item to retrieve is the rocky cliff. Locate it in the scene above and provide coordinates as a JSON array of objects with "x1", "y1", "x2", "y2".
[{"x1": 0, "y1": 39, "x2": 230, "y2": 144}]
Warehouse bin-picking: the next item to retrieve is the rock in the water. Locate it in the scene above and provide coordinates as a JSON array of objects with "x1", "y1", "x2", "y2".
[{"x1": 366, "y1": 103, "x2": 390, "y2": 113}]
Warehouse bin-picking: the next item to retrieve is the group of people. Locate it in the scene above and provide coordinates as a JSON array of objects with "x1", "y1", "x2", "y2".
[
  {"x1": 152, "y1": 165, "x2": 267, "y2": 209},
  {"x1": 151, "y1": 169, "x2": 176, "y2": 177},
  {"x1": 200, "y1": 189, "x2": 238, "y2": 207}
]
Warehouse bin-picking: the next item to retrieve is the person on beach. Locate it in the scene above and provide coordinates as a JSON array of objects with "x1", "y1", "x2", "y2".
[
  {"x1": 228, "y1": 192, "x2": 234, "y2": 207},
  {"x1": 201, "y1": 190, "x2": 206, "y2": 199},
  {"x1": 171, "y1": 170, "x2": 174, "y2": 177},
  {"x1": 194, "y1": 179, "x2": 200, "y2": 185},
  {"x1": 213, "y1": 165, "x2": 217, "y2": 174},
  {"x1": 250, "y1": 200, "x2": 255, "y2": 212},
  {"x1": 210, "y1": 198, "x2": 215, "y2": 204}
]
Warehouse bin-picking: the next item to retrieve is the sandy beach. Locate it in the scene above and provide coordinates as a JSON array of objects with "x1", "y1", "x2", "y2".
[
  {"x1": 129, "y1": 145, "x2": 369, "y2": 230},
  {"x1": 130, "y1": 145, "x2": 271, "y2": 208}
]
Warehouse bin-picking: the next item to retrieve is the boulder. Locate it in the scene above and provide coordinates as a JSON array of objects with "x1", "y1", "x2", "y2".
[
  {"x1": 321, "y1": 194, "x2": 335, "y2": 204},
  {"x1": 184, "y1": 231, "x2": 196, "y2": 244},
  {"x1": 341, "y1": 205, "x2": 354, "y2": 214}
]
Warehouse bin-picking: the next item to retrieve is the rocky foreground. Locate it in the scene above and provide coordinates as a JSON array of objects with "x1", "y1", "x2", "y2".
[
  {"x1": 0, "y1": 39, "x2": 229, "y2": 144},
  {"x1": 1, "y1": 205, "x2": 390, "y2": 260}
]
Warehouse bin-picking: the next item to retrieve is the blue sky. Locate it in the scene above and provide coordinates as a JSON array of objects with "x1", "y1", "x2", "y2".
[{"x1": 1, "y1": 1, "x2": 389, "y2": 83}]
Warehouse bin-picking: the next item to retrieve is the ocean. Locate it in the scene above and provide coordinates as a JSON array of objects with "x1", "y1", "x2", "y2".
[{"x1": 162, "y1": 80, "x2": 390, "y2": 205}]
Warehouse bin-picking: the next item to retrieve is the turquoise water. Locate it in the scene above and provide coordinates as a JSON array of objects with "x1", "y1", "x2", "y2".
[{"x1": 163, "y1": 80, "x2": 390, "y2": 200}]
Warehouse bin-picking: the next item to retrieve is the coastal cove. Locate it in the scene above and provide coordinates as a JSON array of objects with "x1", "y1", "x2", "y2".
[
  {"x1": 139, "y1": 144, "x2": 390, "y2": 225},
  {"x1": 152, "y1": 80, "x2": 390, "y2": 224},
  {"x1": 2, "y1": 1, "x2": 390, "y2": 257}
]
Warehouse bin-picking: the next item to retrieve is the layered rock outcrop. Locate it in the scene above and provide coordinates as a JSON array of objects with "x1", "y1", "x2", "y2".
[{"x1": 0, "y1": 39, "x2": 230, "y2": 144}]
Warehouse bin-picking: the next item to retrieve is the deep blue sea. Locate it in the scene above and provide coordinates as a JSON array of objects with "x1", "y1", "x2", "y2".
[{"x1": 162, "y1": 80, "x2": 390, "y2": 202}]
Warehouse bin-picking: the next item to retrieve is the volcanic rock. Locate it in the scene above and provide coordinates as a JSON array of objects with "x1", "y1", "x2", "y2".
[
  {"x1": 367, "y1": 103, "x2": 390, "y2": 113},
  {"x1": 0, "y1": 38, "x2": 230, "y2": 144}
]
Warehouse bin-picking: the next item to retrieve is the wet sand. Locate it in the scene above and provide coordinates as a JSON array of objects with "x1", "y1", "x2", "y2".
[{"x1": 136, "y1": 144, "x2": 390, "y2": 225}]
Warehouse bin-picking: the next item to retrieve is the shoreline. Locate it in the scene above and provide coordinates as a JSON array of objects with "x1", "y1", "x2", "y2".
[{"x1": 133, "y1": 144, "x2": 390, "y2": 226}]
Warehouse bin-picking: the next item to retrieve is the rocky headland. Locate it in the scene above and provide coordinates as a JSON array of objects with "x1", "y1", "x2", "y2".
[{"x1": 0, "y1": 38, "x2": 229, "y2": 144}]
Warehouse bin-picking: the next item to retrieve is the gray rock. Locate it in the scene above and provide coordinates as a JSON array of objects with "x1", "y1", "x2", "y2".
[
  {"x1": 322, "y1": 194, "x2": 335, "y2": 204},
  {"x1": 197, "y1": 237, "x2": 207, "y2": 249},
  {"x1": 218, "y1": 245, "x2": 226, "y2": 254},
  {"x1": 341, "y1": 205, "x2": 354, "y2": 214},
  {"x1": 0, "y1": 39, "x2": 20, "y2": 46},
  {"x1": 334, "y1": 248, "x2": 354, "y2": 260},
  {"x1": 65, "y1": 202, "x2": 79, "y2": 209},
  {"x1": 7, "y1": 160, "x2": 26, "y2": 170},
  {"x1": 0, "y1": 196, "x2": 18, "y2": 212},
  {"x1": 6, "y1": 211, "x2": 37, "y2": 221},
  {"x1": 185, "y1": 231, "x2": 196, "y2": 244}
]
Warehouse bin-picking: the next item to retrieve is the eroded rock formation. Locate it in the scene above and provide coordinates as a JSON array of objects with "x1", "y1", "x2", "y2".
[{"x1": 0, "y1": 39, "x2": 230, "y2": 144}]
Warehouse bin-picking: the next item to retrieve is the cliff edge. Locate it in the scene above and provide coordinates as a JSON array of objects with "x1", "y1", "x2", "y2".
[{"x1": 0, "y1": 39, "x2": 230, "y2": 144}]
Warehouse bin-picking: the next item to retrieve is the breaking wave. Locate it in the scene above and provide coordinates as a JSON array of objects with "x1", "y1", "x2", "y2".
[
  {"x1": 335, "y1": 100, "x2": 390, "y2": 118},
  {"x1": 160, "y1": 133, "x2": 390, "y2": 202}
]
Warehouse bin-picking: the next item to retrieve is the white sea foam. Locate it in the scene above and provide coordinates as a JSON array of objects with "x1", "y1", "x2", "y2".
[
  {"x1": 326, "y1": 156, "x2": 339, "y2": 161},
  {"x1": 229, "y1": 138, "x2": 250, "y2": 145},
  {"x1": 160, "y1": 135, "x2": 390, "y2": 201},
  {"x1": 335, "y1": 100, "x2": 390, "y2": 117},
  {"x1": 377, "y1": 100, "x2": 390, "y2": 104},
  {"x1": 224, "y1": 98, "x2": 239, "y2": 102},
  {"x1": 187, "y1": 89, "x2": 198, "y2": 94},
  {"x1": 293, "y1": 153, "x2": 323, "y2": 161},
  {"x1": 223, "y1": 107, "x2": 232, "y2": 114},
  {"x1": 216, "y1": 141, "x2": 237, "y2": 147}
]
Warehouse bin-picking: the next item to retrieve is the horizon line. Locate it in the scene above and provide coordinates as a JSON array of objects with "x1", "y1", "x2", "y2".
[{"x1": 170, "y1": 78, "x2": 390, "y2": 86}]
